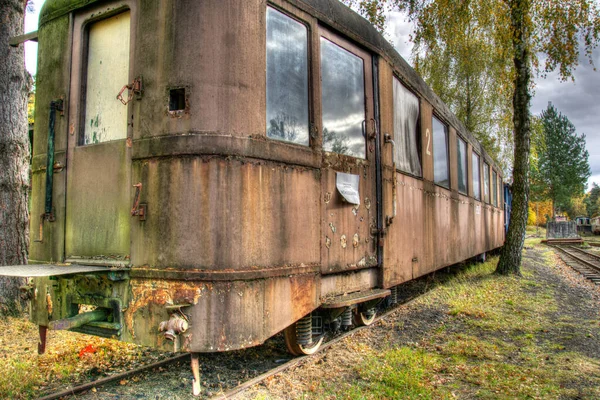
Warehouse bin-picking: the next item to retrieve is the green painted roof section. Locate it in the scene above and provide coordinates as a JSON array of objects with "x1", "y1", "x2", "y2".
[{"x1": 40, "y1": 0, "x2": 106, "y2": 26}]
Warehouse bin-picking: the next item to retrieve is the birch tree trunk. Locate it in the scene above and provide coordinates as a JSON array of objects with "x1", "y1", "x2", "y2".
[
  {"x1": 0, "y1": 0, "x2": 30, "y2": 315},
  {"x1": 497, "y1": 0, "x2": 531, "y2": 275}
]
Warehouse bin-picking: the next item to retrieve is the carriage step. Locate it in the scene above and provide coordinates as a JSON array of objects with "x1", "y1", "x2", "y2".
[{"x1": 321, "y1": 288, "x2": 391, "y2": 309}]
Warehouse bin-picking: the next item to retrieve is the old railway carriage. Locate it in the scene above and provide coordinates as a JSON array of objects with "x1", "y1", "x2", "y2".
[{"x1": 4, "y1": 0, "x2": 505, "y2": 393}]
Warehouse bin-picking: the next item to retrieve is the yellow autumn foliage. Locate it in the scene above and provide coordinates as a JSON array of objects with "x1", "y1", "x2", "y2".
[{"x1": 529, "y1": 201, "x2": 553, "y2": 227}]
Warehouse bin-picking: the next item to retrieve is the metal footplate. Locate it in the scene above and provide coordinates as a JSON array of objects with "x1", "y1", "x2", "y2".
[
  {"x1": 321, "y1": 288, "x2": 391, "y2": 309},
  {"x1": 0, "y1": 264, "x2": 116, "y2": 277}
]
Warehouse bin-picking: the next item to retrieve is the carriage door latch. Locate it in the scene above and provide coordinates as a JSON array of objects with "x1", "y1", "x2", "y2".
[
  {"x1": 117, "y1": 76, "x2": 143, "y2": 105},
  {"x1": 131, "y1": 182, "x2": 147, "y2": 221}
]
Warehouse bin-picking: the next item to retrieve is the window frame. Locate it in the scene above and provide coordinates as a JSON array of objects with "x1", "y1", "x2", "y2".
[
  {"x1": 318, "y1": 27, "x2": 373, "y2": 160},
  {"x1": 492, "y1": 170, "x2": 498, "y2": 207},
  {"x1": 432, "y1": 115, "x2": 449, "y2": 189},
  {"x1": 483, "y1": 162, "x2": 490, "y2": 204},
  {"x1": 78, "y1": 7, "x2": 133, "y2": 146},
  {"x1": 456, "y1": 136, "x2": 468, "y2": 195},
  {"x1": 391, "y1": 76, "x2": 422, "y2": 178},
  {"x1": 265, "y1": 5, "x2": 312, "y2": 147},
  {"x1": 472, "y1": 152, "x2": 481, "y2": 201}
]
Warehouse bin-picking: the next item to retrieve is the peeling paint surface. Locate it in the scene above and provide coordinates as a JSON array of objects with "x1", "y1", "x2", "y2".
[{"x1": 126, "y1": 280, "x2": 208, "y2": 339}]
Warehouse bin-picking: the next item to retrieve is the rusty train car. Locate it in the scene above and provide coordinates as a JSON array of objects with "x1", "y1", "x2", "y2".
[{"x1": 3, "y1": 0, "x2": 505, "y2": 394}]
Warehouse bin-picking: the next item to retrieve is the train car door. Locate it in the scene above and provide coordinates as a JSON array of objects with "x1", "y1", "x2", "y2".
[
  {"x1": 319, "y1": 28, "x2": 379, "y2": 276},
  {"x1": 65, "y1": 10, "x2": 133, "y2": 265}
]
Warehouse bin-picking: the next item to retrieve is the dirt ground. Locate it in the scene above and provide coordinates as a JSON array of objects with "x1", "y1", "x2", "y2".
[{"x1": 2, "y1": 242, "x2": 599, "y2": 399}]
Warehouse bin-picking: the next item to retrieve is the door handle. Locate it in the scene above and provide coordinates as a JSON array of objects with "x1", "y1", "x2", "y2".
[{"x1": 131, "y1": 182, "x2": 146, "y2": 220}]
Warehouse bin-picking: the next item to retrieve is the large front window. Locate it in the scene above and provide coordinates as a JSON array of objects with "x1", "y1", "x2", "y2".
[{"x1": 266, "y1": 7, "x2": 310, "y2": 146}]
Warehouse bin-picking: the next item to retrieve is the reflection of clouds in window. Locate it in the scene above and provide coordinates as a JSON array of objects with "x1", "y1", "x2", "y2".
[
  {"x1": 472, "y1": 153, "x2": 481, "y2": 200},
  {"x1": 266, "y1": 8, "x2": 309, "y2": 146},
  {"x1": 432, "y1": 116, "x2": 449, "y2": 188},
  {"x1": 457, "y1": 137, "x2": 468, "y2": 194},
  {"x1": 393, "y1": 79, "x2": 421, "y2": 177},
  {"x1": 320, "y1": 38, "x2": 365, "y2": 159}
]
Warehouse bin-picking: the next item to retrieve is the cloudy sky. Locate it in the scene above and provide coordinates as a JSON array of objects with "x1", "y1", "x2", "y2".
[{"x1": 24, "y1": 2, "x2": 599, "y2": 190}]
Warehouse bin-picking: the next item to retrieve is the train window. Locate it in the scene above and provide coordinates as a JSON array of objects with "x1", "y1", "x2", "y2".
[
  {"x1": 320, "y1": 38, "x2": 366, "y2": 158},
  {"x1": 83, "y1": 11, "x2": 131, "y2": 145},
  {"x1": 392, "y1": 78, "x2": 421, "y2": 176},
  {"x1": 492, "y1": 171, "x2": 498, "y2": 206},
  {"x1": 472, "y1": 152, "x2": 481, "y2": 200},
  {"x1": 432, "y1": 116, "x2": 449, "y2": 188},
  {"x1": 266, "y1": 7, "x2": 309, "y2": 146},
  {"x1": 457, "y1": 137, "x2": 468, "y2": 194},
  {"x1": 483, "y1": 162, "x2": 490, "y2": 203}
]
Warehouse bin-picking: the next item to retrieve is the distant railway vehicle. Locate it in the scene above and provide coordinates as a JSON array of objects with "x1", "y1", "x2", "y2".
[
  {"x1": 576, "y1": 216, "x2": 592, "y2": 234},
  {"x1": 592, "y1": 217, "x2": 600, "y2": 235},
  {"x1": 3, "y1": 0, "x2": 507, "y2": 395}
]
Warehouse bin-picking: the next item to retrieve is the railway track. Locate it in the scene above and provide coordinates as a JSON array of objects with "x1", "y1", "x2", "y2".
[
  {"x1": 552, "y1": 245, "x2": 600, "y2": 285},
  {"x1": 35, "y1": 290, "x2": 423, "y2": 400}
]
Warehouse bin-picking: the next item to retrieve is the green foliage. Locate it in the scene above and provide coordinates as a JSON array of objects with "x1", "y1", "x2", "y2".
[
  {"x1": 586, "y1": 183, "x2": 600, "y2": 217},
  {"x1": 529, "y1": 103, "x2": 590, "y2": 215}
]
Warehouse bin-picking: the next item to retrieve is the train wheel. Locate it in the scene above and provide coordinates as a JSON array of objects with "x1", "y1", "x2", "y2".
[
  {"x1": 283, "y1": 315, "x2": 324, "y2": 356},
  {"x1": 353, "y1": 307, "x2": 376, "y2": 326}
]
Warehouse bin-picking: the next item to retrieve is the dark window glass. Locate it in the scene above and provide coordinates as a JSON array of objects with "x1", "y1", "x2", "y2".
[
  {"x1": 457, "y1": 137, "x2": 468, "y2": 194},
  {"x1": 493, "y1": 171, "x2": 498, "y2": 206},
  {"x1": 472, "y1": 153, "x2": 481, "y2": 200},
  {"x1": 320, "y1": 38, "x2": 366, "y2": 158},
  {"x1": 393, "y1": 78, "x2": 421, "y2": 176},
  {"x1": 483, "y1": 162, "x2": 490, "y2": 203},
  {"x1": 432, "y1": 116, "x2": 449, "y2": 188},
  {"x1": 266, "y1": 8, "x2": 309, "y2": 146}
]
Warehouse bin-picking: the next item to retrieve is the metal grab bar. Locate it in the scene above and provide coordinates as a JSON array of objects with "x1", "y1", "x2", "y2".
[{"x1": 384, "y1": 133, "x2": 397, "y2": 226}]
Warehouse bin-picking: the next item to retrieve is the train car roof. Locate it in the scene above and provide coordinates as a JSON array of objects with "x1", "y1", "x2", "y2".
[{"x1": 39, "y1": 0, "x2": 502, "y2": 174}]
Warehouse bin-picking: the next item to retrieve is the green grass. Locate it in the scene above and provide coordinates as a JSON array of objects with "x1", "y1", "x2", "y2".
[{"x1": 315, "y1": 249, "x2": 600, "y2": 400}]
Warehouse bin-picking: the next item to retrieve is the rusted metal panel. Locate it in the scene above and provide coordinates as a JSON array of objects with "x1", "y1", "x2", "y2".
[
  {"x1": 320, "y1": 268, "x2": 378, "y2": 298},
  {"x1": 125, "y1": 273, "x2": 318, "y2": 352},
  {"x1": 28, "y1": 12, "x2": 71, "y2": 264},
  {"x1": 132, "y1": 135, "x2": 322, "y2": 169},
  {"x1": 320, "y1": 157, "x2": 378, "y2": 275},
  {"x1": 65, "y1": 141, "x2": 131, "y2": 260},
  {"x1": 143, "y1": 0, "x2": 267, "y2": 138},
  {"x1": 131, "y1": 157, "x2": 320, "y2": 270}
]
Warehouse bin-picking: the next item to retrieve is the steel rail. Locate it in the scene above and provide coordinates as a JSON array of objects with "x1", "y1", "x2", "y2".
[
  {"x1": 36, "y1": 353, "x2": 190, "y2": 400},
  {"x1": 555, "y1": 246, "x2": 600, "y2": 274},
  {"x1": 564, "y1": 245, "x2": 600, "y2": 261},
  {"x1": 551, "y1": 245, "x2": 600, "y2": 284}
]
